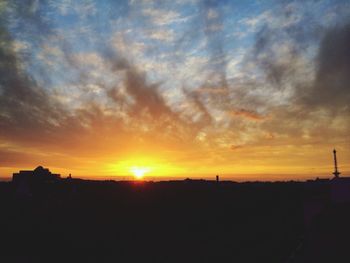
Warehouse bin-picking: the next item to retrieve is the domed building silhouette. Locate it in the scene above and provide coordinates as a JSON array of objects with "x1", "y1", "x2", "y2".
[{"x1": 12, "y1": 166, "x2": 61, "y2": 183}]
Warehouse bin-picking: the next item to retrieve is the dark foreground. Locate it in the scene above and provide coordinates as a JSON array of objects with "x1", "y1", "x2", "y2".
[{"x1": 0, "y1": 179, "x2": 349, "y2": 263}]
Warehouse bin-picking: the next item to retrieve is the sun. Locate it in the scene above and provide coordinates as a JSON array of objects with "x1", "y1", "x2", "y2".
[{"x1": 130, "y1": 166, "x2": 150, "y2": 180}]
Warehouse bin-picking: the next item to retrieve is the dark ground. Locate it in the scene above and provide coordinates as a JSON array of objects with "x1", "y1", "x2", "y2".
[{"x1": 0, "y1": 179, "x2": 349, "y2": 262}]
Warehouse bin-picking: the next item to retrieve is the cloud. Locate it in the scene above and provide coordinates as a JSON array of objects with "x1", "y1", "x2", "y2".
[
  {"x1": 302, "y1": 23, "x2": 350, "y2": 110},
  {"x1": 147, "y1": 28, "x2": 175, "y2": 42},
  {"x1": 112, "y1": 33, "x2": 147, "y2": 59},
  {"x1": 1, "y1": 0, "x2": 350, "y2": 176},
  {"x1": 0, "y1": 0, "x2": 260, "y2": 177},
  {"x1": 227, "y1": 109, "x2": 266, "y2": 121},
  {"x1": 49, "y1": 0, "x2": 97, "y2": 18},
  {"x1": 241, "y1": 4, "x2": 301, "y2": 32},
  {"x1": 231, "y1": 145, "x2": 243, "y2": 150},
  {"x1": 248, "y1": 10, "x2": 350, "y2": 116},
  {"x1": 182, "y1": 89, "x2": 212, "y2": 128},
  {"x1": 143, "y1": 8, "x2": 182, "y2": 26},
  {"x1": 0, "y1": 3, "x2": 73, "y2": 146},
  {"x1": 0, "y1": 0, "x2": 194, "y2": 159}
]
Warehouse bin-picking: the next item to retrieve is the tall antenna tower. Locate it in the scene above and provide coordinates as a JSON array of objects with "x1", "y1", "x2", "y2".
[{"x1": 333, "y1": 149, "x2": 341, "y2": 178}]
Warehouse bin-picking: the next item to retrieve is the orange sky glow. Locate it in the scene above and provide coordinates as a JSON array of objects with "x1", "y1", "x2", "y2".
[{"x1": 0, "y1": 1, "x2": 349, "y2": 181}]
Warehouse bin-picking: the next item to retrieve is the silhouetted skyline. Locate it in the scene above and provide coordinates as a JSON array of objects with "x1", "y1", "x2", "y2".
[{"x1": 2, "y1": 171, "x2": 350, "y2": 262}]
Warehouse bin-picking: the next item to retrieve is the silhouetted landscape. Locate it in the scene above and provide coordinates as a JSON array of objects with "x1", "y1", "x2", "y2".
[{"x1": 1, "y1": 166, "x2": 350, "y2": 262}]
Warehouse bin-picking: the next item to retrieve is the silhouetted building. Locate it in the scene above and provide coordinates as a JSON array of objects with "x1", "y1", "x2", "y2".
[
  {"x1": 12, "y1": 166, "x2": 61, "y2": 183},
  {"x1": 216, "y1": 175, "x2": 219, "y2": 183}
]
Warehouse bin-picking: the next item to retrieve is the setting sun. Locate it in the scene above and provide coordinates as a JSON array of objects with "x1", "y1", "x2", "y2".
[
  {"x1": 107, "y1": 156, "x2": 186, "y2": 179},
  {"x1": 130, "y1": 167, "x2": 150, "y2": 179}
]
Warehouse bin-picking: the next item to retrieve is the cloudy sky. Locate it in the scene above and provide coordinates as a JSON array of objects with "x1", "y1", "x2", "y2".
[{"x1": 0, "y1": 0, "x2": 349, "y2": 180}]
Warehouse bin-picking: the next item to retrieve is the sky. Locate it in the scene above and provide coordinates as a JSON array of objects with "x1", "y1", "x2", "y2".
[{"x1": 0, "y1": 0, "x2": 349, "y2": 180}]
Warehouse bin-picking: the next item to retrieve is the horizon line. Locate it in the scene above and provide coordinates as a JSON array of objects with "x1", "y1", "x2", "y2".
[{"x1": 2, "y1": 173, "x2": 349, "y2": 182}]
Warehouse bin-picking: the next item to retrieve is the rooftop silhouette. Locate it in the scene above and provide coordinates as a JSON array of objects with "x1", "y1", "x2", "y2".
[{"x1": 12, "y1": 165, "x2": 61, "y2": 183}]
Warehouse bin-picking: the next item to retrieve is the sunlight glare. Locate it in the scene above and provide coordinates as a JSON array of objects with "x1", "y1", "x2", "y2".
[{"x1": 130, "y1": 166, "x2": 150, "y2": 179}]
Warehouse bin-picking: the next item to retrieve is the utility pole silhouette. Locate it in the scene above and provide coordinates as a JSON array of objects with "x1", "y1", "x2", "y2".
[{"x1": 333, "y1": 149, "x2": 341, "y2": 178}]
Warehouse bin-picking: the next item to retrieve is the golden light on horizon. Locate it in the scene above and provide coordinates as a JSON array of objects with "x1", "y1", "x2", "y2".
[
  {"x1": 105, "y1": 156, "x2": 186, "y2": 179},
  {"x1": 130, "y1": 166, "x2": 150, "y2": 180}
]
